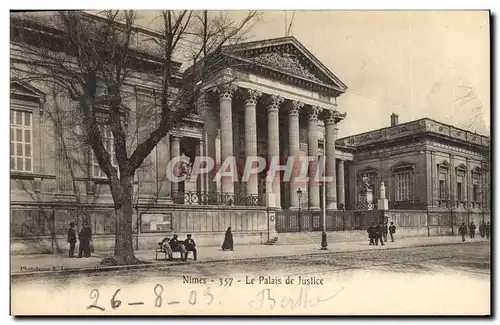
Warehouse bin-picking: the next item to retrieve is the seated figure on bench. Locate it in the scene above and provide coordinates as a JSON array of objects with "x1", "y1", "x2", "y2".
[
  {"x1": 169, "y1": 234, "x2": 188, "y2": 262},
  {"x1": 183, "y1": 234, "x2": 197, "y2": 261},
  {"x1": 161, "y1": 237, "x2": 174, "y2": 260}
]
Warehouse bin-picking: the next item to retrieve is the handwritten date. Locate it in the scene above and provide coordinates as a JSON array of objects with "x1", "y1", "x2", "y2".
[{"x1": 86, "y1": 285, "x2": 215, "y2": 311}]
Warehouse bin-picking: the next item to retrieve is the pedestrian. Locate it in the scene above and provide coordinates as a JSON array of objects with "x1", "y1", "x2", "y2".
[
  {"x1": 221, "y1": 227, "x2": 234, "y2": 251},
  {"x1": 184, "y1": 234, "x2": 197, "y2": 261},
  {"x1": 169, "y1": 234, "x2": 188, "y2": 261},
  {"x1": 383, "y1": 222, "x2": 388, "y2": 242},
  {"x1": 470, "y1": 222, "x2": 476, "y2": 238},
  {"x1": 375, "y1": 222, "x2": 385, "y2": 246},
  {"x1": 485, "y1": 222, "x2": 491, "y2": 239},
  {"x1": 161, "y1": 237, "x2": 174, "y2": 260},
  {"x1": 78, "y1": 221, "x2": 92, "y2": 258},
  {"x1": 479, "y1": 221, "x2": 486, "y2": 238},
  {"x1": 67, "y1": 222, "x2": 76, "y2": 258},
  {"x1": 389, "y1": 222, "x2": 396, "y2": 242},
  {"x1": 367, "y1": 224, "x2": 376, "y2": 245},
  {"x1": 459, "y1": 222, "x2": 467, "y2": 242}
]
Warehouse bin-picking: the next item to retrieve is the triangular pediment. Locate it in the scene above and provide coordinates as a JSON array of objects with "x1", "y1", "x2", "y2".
[
  {"x1": 11, "y1": 81, "x2": 46, "y2": 100},
  {"x1": 222, "y1": 36, "x2": 347, "y2": 94},
  {"x1": 391, "y1": 161, "x2": 415, "y2": 171}
]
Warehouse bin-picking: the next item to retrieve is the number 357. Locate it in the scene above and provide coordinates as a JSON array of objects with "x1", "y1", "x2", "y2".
[{"x1": 219, "y1": 278, "x2": 233, "y2": 287}]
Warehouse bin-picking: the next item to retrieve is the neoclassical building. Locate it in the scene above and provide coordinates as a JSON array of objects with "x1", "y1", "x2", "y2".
[{"x1": 10, "y1": 13, "x2": 490, "y2": 254}]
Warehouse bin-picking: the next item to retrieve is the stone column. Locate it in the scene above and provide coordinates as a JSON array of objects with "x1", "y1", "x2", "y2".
[
  {"x1": 267, "y1": 94, "x2": 284, "y2": 208},
  {"x1": 170, "y1": 135, "x2": 181, "y2": 194},
  {"x1": 337, "y1": 159, "x2": 345, "y2": 209},
  {"x1": 307, "y1": 106, "x2": 321, "y2": 210},
  {"x1": 287, "y1": 100, "x2": 304, "y2": 209},
  {"x1": 218, "y1": 84, "x2": 237, "y2": 195},
  {"x1": 324, "y1": 109, "x2": 345, "y2": 210},
  {"x1": 243, "y1": 88, "x2": 262, "y2": 196},
  {"x1": 197, "y1": 138, "x2": 205, "y2": 202}
]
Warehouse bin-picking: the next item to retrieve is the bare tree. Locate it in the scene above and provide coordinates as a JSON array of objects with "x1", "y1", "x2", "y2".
[{"x1": 11, "y1": 10, "x2": 261, "y2": 264}]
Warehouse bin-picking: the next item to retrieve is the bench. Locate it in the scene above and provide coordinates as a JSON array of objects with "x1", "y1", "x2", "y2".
[{"x1": 154, "y1": 242, "x2": 193, "y2": 261}]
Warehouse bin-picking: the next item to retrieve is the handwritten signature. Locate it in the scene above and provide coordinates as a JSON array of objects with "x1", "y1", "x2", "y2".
[{"x1": 249, "y1": 286, "x2": 346, "y2": 310}]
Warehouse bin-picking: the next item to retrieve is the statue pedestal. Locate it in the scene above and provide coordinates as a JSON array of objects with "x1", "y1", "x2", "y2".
[
  {"x1": 377, "y1": 198, "x2": 388, "y2": 211},
  {"x1": 265, "y1": 192, "x2": 276, "y2": 208},
  {"x1": 184, "y1": 179, "x2": 198, "y2": 205},
  {"x1": 365, "y1": 189, "x2": 374, "y2": 210}
]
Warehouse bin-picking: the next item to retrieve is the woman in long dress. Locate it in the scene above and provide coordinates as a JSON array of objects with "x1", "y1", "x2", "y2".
[{"x1": 221, "y1": 227, "x2": 234, "y2": 251}]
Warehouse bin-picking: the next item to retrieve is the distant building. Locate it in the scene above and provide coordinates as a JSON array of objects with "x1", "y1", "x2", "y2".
[{"x1": 10, "y1": 12, "x2": 490, "y2": 254}]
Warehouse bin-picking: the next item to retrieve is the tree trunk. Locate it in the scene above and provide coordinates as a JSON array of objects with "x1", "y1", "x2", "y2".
[{"x1": 114, "y1": 174, "x2": 137, "y2": 264}]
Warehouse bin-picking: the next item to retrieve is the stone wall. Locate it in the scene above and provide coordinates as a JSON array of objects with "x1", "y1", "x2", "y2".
[{"x1": 10, "y1": 205, "x2": 271, "y2": 254}]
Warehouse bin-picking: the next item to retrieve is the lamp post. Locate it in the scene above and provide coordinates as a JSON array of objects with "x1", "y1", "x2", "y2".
[{"x1": 297, "y1": 188, "x2": 303, "y2": 232}]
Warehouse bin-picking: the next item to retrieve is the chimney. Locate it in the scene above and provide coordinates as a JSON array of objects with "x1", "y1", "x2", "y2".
[{"x1": 391, "y1": 113, "x2": 399, "y2": 126}]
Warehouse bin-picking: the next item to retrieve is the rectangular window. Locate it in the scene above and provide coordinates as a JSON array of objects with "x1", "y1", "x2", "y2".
[
  {"x1": 457, "y1": 182, "x2": 462, "y2": 201},
  {"x1": 395, "y1": 172, "x2": 411, "y2": 201},
  {"x1": 473, "y1": 184, "x2": 479, "y2": 202},
  {"x1": 92, "y1": 125, "x2": 118, "y2": 178},
  {"x1": 439, "y1": 180, "x2": 446, "y2": 199},
  {"x1": 10, "y1": 110, "x2": 33, "y2": 172}
]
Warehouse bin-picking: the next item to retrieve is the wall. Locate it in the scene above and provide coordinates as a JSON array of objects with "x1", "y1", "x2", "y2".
[{"x1": 10, "y1": 205, "x2": 270, "y2": 255}]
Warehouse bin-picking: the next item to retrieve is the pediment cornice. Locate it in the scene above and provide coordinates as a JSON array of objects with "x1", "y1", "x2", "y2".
[{"x1": 221, "y1": 36, "x2": 347, "y2": 96}]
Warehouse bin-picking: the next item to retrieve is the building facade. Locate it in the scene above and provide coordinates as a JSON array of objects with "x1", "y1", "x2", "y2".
[{"x1": 10, "y1": 13, "x2": 490, "y2": 254}]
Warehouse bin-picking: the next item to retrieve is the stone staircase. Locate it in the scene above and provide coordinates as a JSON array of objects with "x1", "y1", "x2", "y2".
[
  {"x1": 274, "y1": 230, "x2": 369, "y2": 245},
  {"x1": 264, "y1": 236, "x2": 279, "y2": 245}
]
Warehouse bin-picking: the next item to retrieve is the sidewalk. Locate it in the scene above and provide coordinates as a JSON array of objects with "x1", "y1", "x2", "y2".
[{"x1": 11, "y1": 236, "x2": 489, "y2": 277}]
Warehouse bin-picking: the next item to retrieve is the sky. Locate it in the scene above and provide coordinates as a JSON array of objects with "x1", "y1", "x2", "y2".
[{"x1": 138, "y1": 10, "x2": 490, "y2": 138}]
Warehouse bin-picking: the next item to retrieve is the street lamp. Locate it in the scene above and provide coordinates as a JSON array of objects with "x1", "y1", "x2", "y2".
[{"x1": 297, "y1": 188, "x2": 303, "y2": 232}]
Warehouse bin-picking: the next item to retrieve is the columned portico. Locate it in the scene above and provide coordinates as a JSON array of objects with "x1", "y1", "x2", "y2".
[
  {"x1": 243, "y1": 88, "x2": 262, "y2": 196},
  {"x1": 337, "y1": 159, "x2": 345, "y2": 209},
  {"x1": 324, "y1": 109, "x2": 345, "y2": 210},
  {"x1": 170, "y1": 135, "x2": 181, "y2": 194},
  {"x1": 218, "y1": 84, "x2": 237, "y2": 195},
  {"x1": 307, "y1": 106, "x2": 321, "y2": 210},
  {"x1": 287, "y1": 100, "x2": 304, "y2": 209},
  {"x1": 267, "y1": 94, "x2": 284, "y2": 208}
]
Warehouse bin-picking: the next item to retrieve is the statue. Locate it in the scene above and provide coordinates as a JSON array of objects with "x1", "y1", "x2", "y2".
[
  {"x1": 380, "y1": 181, "x2": 386, "y2": 200},
  {"x1": 361, "y1": 174, "x2": 371, "y2": 192},
  {"x1": 178, "y1": 153, "x2": 192, "y2": 180}
]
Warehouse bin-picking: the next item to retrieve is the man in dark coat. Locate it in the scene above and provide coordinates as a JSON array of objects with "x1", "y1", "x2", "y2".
[
  {"x1": 459, "y1": 223, "x2": 467, "y2": 242},
  {"x1": 479, "y1": 222, "x2": 486, "y2": 238},
  {"x1": 67, "y1": 222, "x2": 77, "y2": 258},
  {"x1": 383, "y1": 222, "x2": 389, "y2": 242},
  {"x1": 78, "y1": 221, "x2": 92, "y2": 258},
  {"x1": 469, "y1": 222, "x2": 477, "y2": 238},
  {"x1": 389, "y1": 222, "x2": 396, "y2": 242},
  {"x1": 367, "y1": 224, "x2": 376, "y2": 245},
  {"x1": 375, "y1": 222, "x2": 385, "y2": 246},
  {"x1": 170, "y1": 234, "x2": 187, "y2": 261},
  {"x1": 486, "y1": 222, "x2": 491, "y2": 239},
  {"x1": 184, "y1": 234, "x2": 197, "y2": 261}
]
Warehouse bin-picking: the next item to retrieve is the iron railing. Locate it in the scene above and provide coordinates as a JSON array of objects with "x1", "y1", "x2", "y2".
[
  {"x1": 275, "y1": 209, "x2": 357, "y2": 233},
  {"x1": 171, "y1": 191, "x2": 265, "y2": 207},
  {"x1": 389, "y1": 200, "x2": 425, "y2": 210}
]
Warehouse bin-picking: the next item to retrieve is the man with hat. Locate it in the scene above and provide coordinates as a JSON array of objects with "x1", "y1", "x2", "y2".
[
  {"x1": 67, "y1": 222, "x2": 77, "y2": 258},
  {"x1": 169, "y1": 234, "x2": 188, "y2": 261},
  {"x1": 78, "y1": 221, "x2": 92, "y2": 258},
  {"x1": 184, "y1": 234, "x2": 197, "y2": 261}
]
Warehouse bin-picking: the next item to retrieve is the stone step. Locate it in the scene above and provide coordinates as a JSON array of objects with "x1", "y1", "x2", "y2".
[{"x1": 276, "y1": 231, "x2": 369, "y2": 245}]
